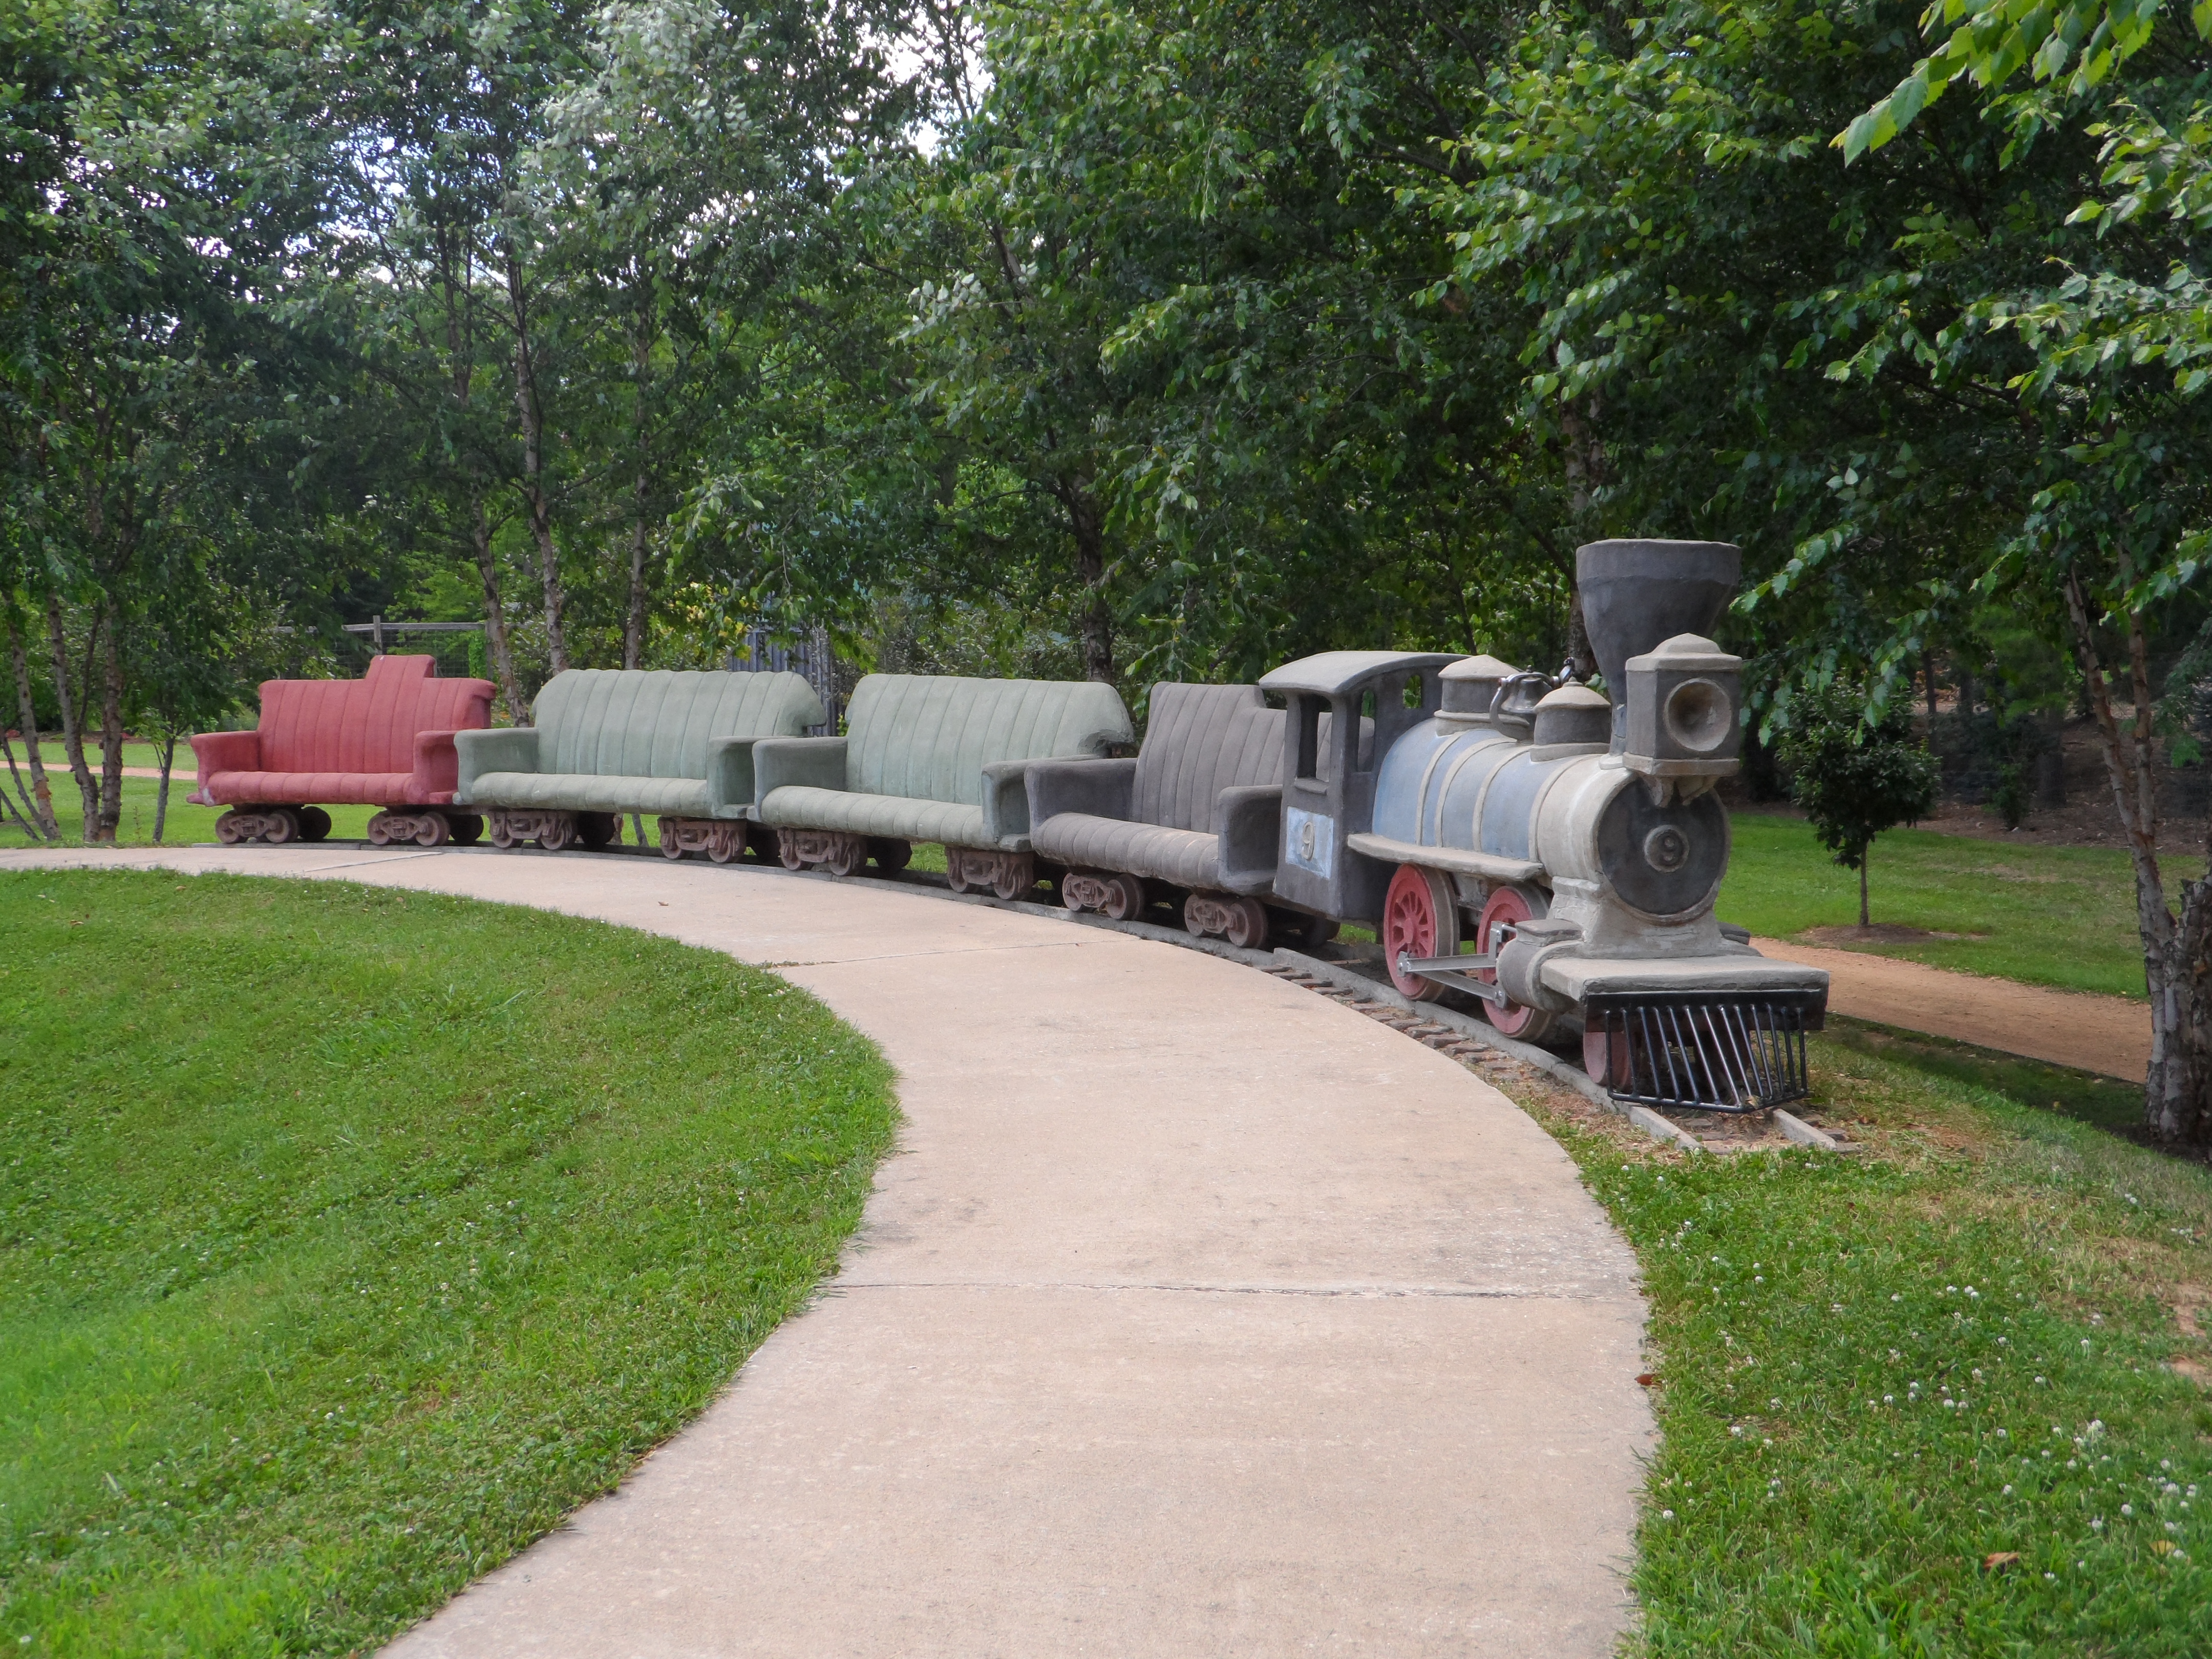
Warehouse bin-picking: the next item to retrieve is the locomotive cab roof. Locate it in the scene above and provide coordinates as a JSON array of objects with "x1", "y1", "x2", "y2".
[{"x1": 1257, "y1": 650, "x2": 1464, "y2": 697}]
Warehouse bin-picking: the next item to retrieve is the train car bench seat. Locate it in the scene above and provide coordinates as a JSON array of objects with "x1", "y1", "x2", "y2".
[
  {"x1": 1025, "y1": 682, "x2": 1301, "y2": 947},
  {"x1": 753, "y1": 674, "x2": 1133, "y2": 897},
  {"x1": 454, "y1": 668, "x2": 824, "y2": 856},
  {"x1": 188, "y1": 654, "x2": 495, "y2": 846}
]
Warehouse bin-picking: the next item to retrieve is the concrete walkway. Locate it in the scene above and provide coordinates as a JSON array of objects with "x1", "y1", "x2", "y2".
[{"x1": 6, "y1": 845, "x2": 1652, "y2": 1656}]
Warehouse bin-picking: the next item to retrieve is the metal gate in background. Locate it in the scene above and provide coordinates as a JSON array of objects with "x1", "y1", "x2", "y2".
[{"x1": 732, "y1": 625, "x2": 842, "y2": 735}]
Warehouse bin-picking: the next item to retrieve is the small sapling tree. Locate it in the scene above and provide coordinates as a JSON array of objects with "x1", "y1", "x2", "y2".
[{"x1": 1777, "y1": 682, "x2": 1943, "y2": 928}]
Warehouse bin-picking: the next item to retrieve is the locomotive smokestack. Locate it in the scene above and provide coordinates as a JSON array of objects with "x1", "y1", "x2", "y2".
[
  {"x1": 1576, "y1": 539, "x2": 1741, "y2": 693},
  {"x1": 1575, "y1": 540, "x2": 1741, "y2": 747}
]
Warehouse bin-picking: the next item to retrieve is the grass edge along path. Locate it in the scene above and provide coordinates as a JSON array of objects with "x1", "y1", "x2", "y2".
[
  {"x1": 1720, "y1": 814, "x2": 2143, "y2": 1002},
  {"x1": 1502, "y1": 1030, "x2": 2212, "y2": 1655},
  {"x1": 0, "y1": 870, "x2": 897, "y2": 1657}
]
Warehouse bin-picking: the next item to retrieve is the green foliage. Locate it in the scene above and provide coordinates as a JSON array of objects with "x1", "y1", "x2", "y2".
[
  {"x1": 1776, "y1": 681, "x2": 1943, "y2": 920},
  {"x1": 0, "y1": 870, "x2": 896, "y2": 1655}
]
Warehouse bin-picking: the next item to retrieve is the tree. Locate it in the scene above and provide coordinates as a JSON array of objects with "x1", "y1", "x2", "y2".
[{"x1": 1777, "y1": 680, "x2": 1943, "y2": 927}]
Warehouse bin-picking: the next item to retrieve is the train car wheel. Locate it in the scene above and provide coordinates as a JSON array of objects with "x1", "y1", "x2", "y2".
[
  {"x1": 777, "y1": 830, "x2": 806, "y2": 871},
  {"x1": 1476, "y1": 884, "x2": 1555, "y2": 1040},
  {"x1": 1104, "y1": 875, "x2": 1144, "y2": 921},
  {"x1": 489, "y1": 814, "x2": 517, "y2": 850},
  {"x1": 1383, "y1": 865, "x2": 1457, "y2": 1002},
  {"x1": 576, "y1": 812, "x2": 616, "y2": 850},
  {"x1": 871, "y1": 838, "x2": 913, "y2": 873},
  {"x1": 447, "y1": 814, "x2": 484, "y2": 846},
  {"x1": 990, "y1": 862, "x2": 1032, "y2": 902},
  {"x1": 827, "y1": 838, "x2": 867, "y2": 878},
  {"x1": 537, "y1": 817, "x2": 573, "y2": 853},
  {"x1": 1584, "y1": 1023, "x2": 1634, "y2": 1089},
  {"x1": 216, "y1": 810, "x2": 246, "y2": 845},
  {"x1": 297, "y1": 806, "x2": 332, "y2": 843},
  {"x1": 414, "y1": 813, "x2": 451, "y2": 848},
  {"x1": 1223, "y1": 898, "x2": 1270, "y2": 951},
  {"x1": 264, "y1": 809, "x2": 301, "y2": 845}
]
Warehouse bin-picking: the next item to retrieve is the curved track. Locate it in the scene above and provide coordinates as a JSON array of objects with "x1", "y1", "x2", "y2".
[{"x1": 6, "y1": 845, "x2": 1653, "y2": 1657}]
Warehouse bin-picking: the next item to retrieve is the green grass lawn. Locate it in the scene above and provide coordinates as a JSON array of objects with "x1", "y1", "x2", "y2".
[
  {"x1": 0, "y1": 774, "x2": 379, "y2": 850},
  {"x1": 1518, "y1": 1033, "x2": 2212, "y2": 1656},
  {"x1": 0, "y1": 870, "x2": 896, "y2": 1657},
  {"x1": 1721, "y1": 813, "x2": 2144, "y2": 1000}
]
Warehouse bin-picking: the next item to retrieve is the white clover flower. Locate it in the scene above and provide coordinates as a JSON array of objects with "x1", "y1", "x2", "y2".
[
  {"x1": 2004, "y1": 1484, "x2": 2014, "y2": 1494},
  {"x1": 1661, "y1": 1508, "x2": 1675, "y2": 1520},
  {"x1": 1892, "y1": 1293, "x2": 1903, "y2": 1302},
  {"x1": 2092, "y1": 1518, "x2": 2104, "y2": 1529}
]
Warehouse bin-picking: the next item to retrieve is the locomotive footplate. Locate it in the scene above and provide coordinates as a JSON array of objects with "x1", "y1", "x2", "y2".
[{"x1": 1581, "y1": 988, "x2": 1826, "y2": 1114}]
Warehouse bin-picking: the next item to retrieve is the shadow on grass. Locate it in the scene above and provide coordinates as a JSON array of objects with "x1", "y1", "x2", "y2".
[{"x1": 1825, "y1": 1015, "x2": 2173, "y2": 1147}]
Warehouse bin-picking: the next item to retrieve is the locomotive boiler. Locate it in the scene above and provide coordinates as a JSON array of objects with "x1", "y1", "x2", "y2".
[{"x1": 1259, "y1": 539, "x2": 1827, "y2": 1111}]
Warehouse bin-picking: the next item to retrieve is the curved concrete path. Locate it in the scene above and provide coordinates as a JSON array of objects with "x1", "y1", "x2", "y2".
[{"x1": 5, "y1": 846, "x2": 1653, "y2": 1656}]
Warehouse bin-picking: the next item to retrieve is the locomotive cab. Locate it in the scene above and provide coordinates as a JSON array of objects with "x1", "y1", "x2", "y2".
[{"x1": 1255, "y1": 652, "x2": 1461, "y2": 924}]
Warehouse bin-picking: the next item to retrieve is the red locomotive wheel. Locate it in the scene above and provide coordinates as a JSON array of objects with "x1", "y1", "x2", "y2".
[
  {"x1": 1382, "y1": 864, "x2": 1458, "y2": 1003},
  {"x1": 1476, "y1": 883, "x2": 1556, "y2": 1041}
]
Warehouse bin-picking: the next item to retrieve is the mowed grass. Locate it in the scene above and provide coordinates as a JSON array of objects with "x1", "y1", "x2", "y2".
[
  {"x1": 1521, "y1": 1032, "x2": 2212, "y2": 1655},
  {"x1": 1721, "y1": 814, "x2": 2144, "y2": 999},
  {"x1": 0, "y1": 870, "x2": 897, "y2": 1656},
  {"x1": 0, "y1": 775, "x2": 380, "y2": 850}
]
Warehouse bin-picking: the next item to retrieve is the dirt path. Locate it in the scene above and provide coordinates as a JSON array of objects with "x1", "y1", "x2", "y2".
[{"x1": 1753, "y1": 936, "x2": 2151, "y2": 1083}]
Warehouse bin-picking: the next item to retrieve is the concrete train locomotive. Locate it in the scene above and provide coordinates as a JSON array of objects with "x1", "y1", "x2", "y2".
[
  {"x1": 192, "y1": 539, "x2": 1825, "y2": 1115},
  {"x1": 1253, "y1": 539, "x2": 1825, "y2": 1111}
]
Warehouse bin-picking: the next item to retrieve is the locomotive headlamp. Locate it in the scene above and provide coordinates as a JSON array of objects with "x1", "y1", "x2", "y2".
[{"x1": 1624, "y1": 633, "x2": 1741, "y2": 788}]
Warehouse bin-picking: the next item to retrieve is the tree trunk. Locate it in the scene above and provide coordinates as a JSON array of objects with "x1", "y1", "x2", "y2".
[
  {"x1": 45, "y1": 593, "x2": 98, "y2": 834},
  {"x1": 1565, "y1": 590, "x2": 1595, "y2": 684},
  {"x1": 473, "y1": 498, "x2": 528, "y2": 725},
  {"x1": 2064, "y1": 575, "x2": 2205, "y2": 1139},
  {"x1": 625, "y1": 317, "x2": 652, "y2": 672},
  {"x1": 1060, "y1": 478, "x2": 1115, "y2": 684},
  {"x1": 1558, "y1": 398, "x2": 1608, "y2": 682},
  {"x1": 4, "y1": 606, "x2": 59, "y2": 839},
  {"x1": 1859, "y1": 855, "x2": 1870, "y2": 928},
  {"x1": 154, "y1": 732, "x2": 176, "y2": 843},
  {"x1": 507, "y1": 259, "x2": 568, "y2": 674},
  {"x1": 96, "y1": 600, "x2": 124, "y2": 843}
]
